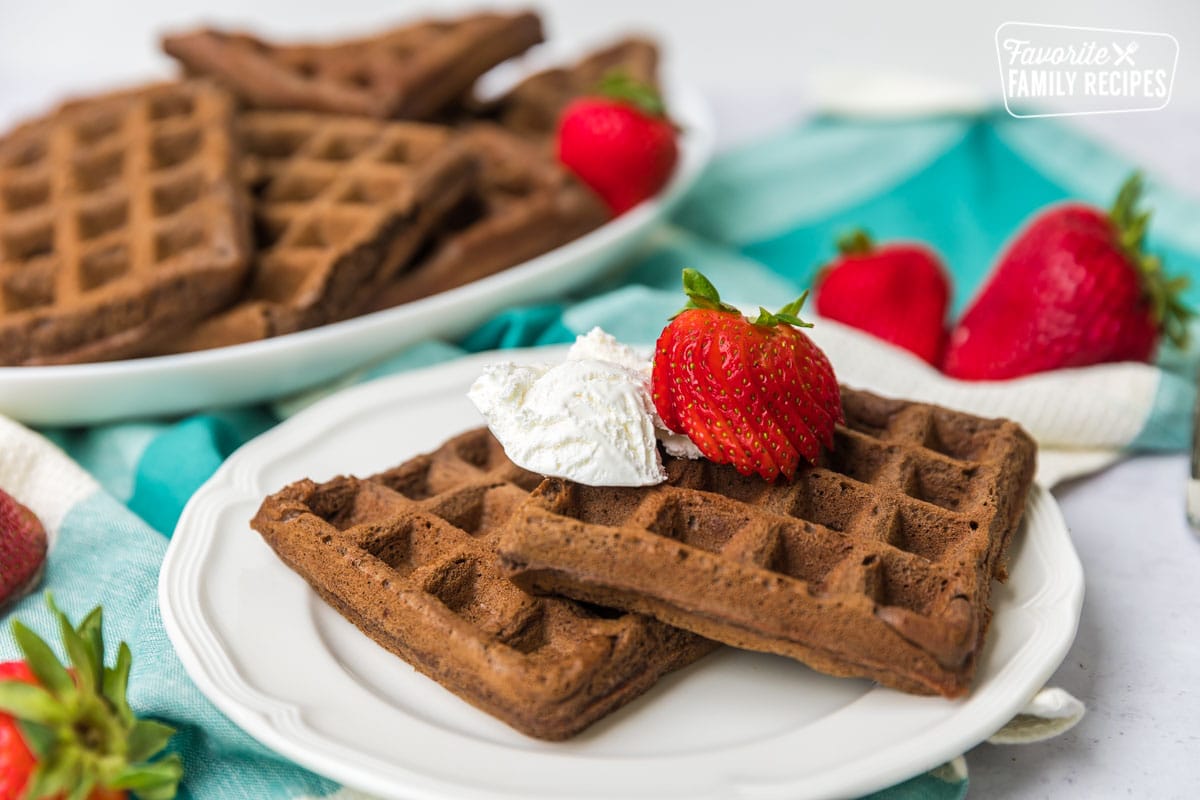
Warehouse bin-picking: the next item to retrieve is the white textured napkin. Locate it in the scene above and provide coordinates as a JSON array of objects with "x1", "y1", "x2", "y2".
[{"x1": 807, "y1": 316, "x2": 1165, "y2": 487}]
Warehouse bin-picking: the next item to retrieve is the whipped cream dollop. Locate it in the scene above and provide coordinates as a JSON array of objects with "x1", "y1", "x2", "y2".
[{"x1": 467, "y1": 328, "x2": 701, "y2": 487}]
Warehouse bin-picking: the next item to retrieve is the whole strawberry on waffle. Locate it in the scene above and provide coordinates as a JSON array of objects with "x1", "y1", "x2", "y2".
[{"x1": 652, "y1": 269, "x2": 843, "y2": 481}]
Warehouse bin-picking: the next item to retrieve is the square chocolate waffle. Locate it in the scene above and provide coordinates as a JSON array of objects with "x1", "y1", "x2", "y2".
[
  {"x1": 359, "y1": 124, "x2": 609, "y2": 311},
  {"x1": 498, "y1": 388, "x2": 1037, "y2": 697},
  {"x1": 251, "y1": 428, "x2": 717, "y2": 740},
  {"x1": 163, "y1": 11, "x2": 544, "y2": 120},
  {"x1": 0, "y1": 81, "x2": 251, "y2": 365},
  {"x1": 156, "y1": 112, "x2": 476, "y2": 352}
]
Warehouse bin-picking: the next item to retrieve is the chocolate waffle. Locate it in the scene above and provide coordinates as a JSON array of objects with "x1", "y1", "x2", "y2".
[
  {"x1": 498, "y1": 388, "x2": 1037, "y2": 698},
  {"x1": 155, "y1": 112, "x2": 476, "y2": 352},
  {"x1": 163, "y1": 11, "x2": 544, "y2": 120},
  {"x1": 484, "y1": 37, "x2": 661, "y2": 137},
  {"x1": 361, "y1": 124, "x2": 608, "y2": 311},
  {"x1": 251, "y1": 428, "x2": 717, "y2": 740},
  {"x1": 0, "y1": 81, "x2": 250, "y2": 365}
]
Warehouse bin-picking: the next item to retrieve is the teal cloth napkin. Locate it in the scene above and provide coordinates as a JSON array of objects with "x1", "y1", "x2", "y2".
[{"x1": 6, "y1": 111, "x2": 1200, "y2": 800}]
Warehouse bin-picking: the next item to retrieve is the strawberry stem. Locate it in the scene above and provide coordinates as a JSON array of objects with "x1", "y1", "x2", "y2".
[
  {"x1": 0, "y1": 596, "x2": 182, "y2": 799},
  {"x1": 1108, "y1": 172, "x2": 1194, "y2": 348},
  {"x1": 836, "y1": 229, "x2": 874, "y2": 256},
  {"x1": 598, "y1": 71, "x2": 666, "y2": 117},
  {"x1": 678, "y1": 268, "x2": 740, "y2": 316},
  {"x1": 754, "y1": 290, "x2": 815, "y2": 328},
  {"x1": 675, "y1": 269, "x2": 815, "y2": 328}
]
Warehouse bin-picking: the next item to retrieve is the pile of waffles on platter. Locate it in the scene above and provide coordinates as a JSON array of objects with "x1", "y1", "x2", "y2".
[{"x1": 0, "y1": 10, "x2": 659, "y2": 365}]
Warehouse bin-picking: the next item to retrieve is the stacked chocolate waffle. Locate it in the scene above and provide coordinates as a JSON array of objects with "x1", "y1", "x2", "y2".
[
  {"x1": 252, "y1": 388, "x2": 1036, "y2": 738},
  {"x1": 497, "y1": 388, "x2": 1037, "y2": 698},
  {"x1": 252, "y1": 427, "x2": 717, "y2": 740},
  {"x1": 0, "y1": 10, "x2": 658, "y2": 365}
]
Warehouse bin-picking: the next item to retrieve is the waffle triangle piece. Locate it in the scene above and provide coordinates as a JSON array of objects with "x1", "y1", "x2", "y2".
[
  {"x1": 155, "y1": 112, "x2": 477, "y2": 353},
  {"x1": 498, "y1": 388, "x2": 1037, "y2": 698},
  {"x1": 0, "y1": 81, "x2": 251, "y2": 365},
  {"x1": 163, "y1": 11, "x2": 544, "y2": 120},
  {"x1": 251, "y1": 429, "x2": 717, "y2": 740}
]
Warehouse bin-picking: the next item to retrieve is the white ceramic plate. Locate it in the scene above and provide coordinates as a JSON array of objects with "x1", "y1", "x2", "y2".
[
  {"x1": 0, "y1": 83, "x2": 713, "y2": 427},
  {"x1": 161, "y1": 349, "x2": 1084, "y2": 800}
]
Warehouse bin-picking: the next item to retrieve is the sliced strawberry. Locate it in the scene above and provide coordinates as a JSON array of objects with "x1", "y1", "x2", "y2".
[
  {"x1": 699, "y1": 328, "x2": 788, "y2": 479},
  {"x1": 652, "y1": 269, "x2": 842, "y2": 480}
]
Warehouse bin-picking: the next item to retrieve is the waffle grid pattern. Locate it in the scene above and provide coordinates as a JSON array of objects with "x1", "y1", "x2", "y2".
[
  {"x1": 499, "y1": 388, "x2": 1037, "y2": 697},
  {"x1": 0, "y1": 81, "x2": 249, "y2": 364},
  {"x1": 252, "y1": 428, "x2": 715, "y2": 740},
  {"x1": 156, "y1": 112, "x2": 476, "y2": 351}
]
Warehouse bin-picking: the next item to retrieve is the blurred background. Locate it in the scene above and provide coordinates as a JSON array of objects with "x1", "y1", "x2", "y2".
[{"x1": 2, "y1": 0, "x2": 1196, "y2": 191}]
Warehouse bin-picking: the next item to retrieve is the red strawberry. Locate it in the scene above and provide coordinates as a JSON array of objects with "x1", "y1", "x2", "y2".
[
  {"x1": 556, "y1": 72, "x2": 678, "y2": 215},
  {"x1": 652, "y1": 269, "x2": 843, "y2": 481},
  {"x1": 0, "y1": 488, "x2": 47, "y2": 610},
  {"x1": 0, "y1": 662, "x2": 38, "y2": 800},
  {"x1": 815, "y1": 230, "x2": 950, "y2": 364},
  {"x1": 0, "y1": 597, "x2": 182, "y2": 800},
  {"x1": 943, "y1": 174, "x2": 1192, "y2": 380}
]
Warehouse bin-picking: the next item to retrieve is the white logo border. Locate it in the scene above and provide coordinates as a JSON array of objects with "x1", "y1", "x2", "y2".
[{"x1": 995, "y1": 21, "x2": 1180, "y2": 119}]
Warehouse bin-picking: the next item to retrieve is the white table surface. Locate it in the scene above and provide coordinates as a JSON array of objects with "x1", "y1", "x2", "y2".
[
  {"x1": 2, "y1": 2, "x2": 1198, "y2": 797},
  {"x1": 971, "y1": 454, "x2": 1200, "y2": 799}
]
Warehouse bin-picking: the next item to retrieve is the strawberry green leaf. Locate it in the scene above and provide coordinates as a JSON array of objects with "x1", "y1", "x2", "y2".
[
  {"x1": 26, "y1": 743, "x2": 81, "y2": 800},
  {"x1": 835, "y1": 229, "x2": 874, "y2": 256},
  {"x1": 0, "y1": 680, "x2": 67, "y2": 724},
  {"x1": 1107, "y1": 172, "x2": 1194, "y2": 348},
  {"x1": 1110, "y1": 172, "x2": 1142, "y2": 228},
  {"x1": 68, "y1": 773, "x2": 96, "y2": 800},
  {"x1": 677, "y1": 268, "x2": 740, "y2": 316},
  {"x1": 682, "y1": 268, "x2": 721, "y2": 307},
  {"x1": 126, "y1": 718, "x2": 178, "y2": 763},
  {"x1": 58, "y1": 612, "x2": 99, "y2": 697},
  {"x1": 773, "y1": 313, "x2": 814, "y2": 329},
  {"x1": 48, "y1": 593, "x2": 101, "y2": 697},
  {"x1": 21, "y1": 764, "x2": 62, "y2": 800},
  {"x1": 103, "y1": 641, "x2": 135, "y2": 726},
  {"x1": 776, "y1": 289, "x2": 811, "y2": 321},
  {"x1": 16, "y1": 719, "x2": 55, "y2": 759},
  {"x1": 11, "y1": 619, "x2": 73, "y2": 696},
  {"x1": 749, "y1": 289, "x2": 815, "y2": 328},
  {"x1": 78, "y1": 605, "x2": 106, "y2": 677},
  {"x1": 598, "y1": 70, "x2": 666, "y2": 117},
  {"x1": 110, "y1": 754, "x2": 184, "y2": 800}
]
